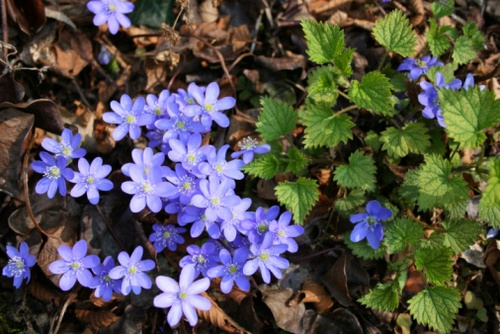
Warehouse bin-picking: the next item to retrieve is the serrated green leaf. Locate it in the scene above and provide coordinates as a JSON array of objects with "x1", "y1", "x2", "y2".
[
  {"x1": 333, "y1": 48, "x2": 354, "y2": 78},
  {"x1": 299, "y1": 102, "x2": 354, "y2": 148},
  {"x1": 481, "y1": 157, "x2": 500, "y2": 207},
  {"x1": 427, "y1": 63, "x2": 457, "y2": 85},
  {"x1": 384, "y1": 218, "x2": 423, "y2": 253},
  {"x1": 440, "y1": 86, "x2": 500, "y2": 148},
  {"x1": 400, "y1": 168, "x2": 420, "y2": 204},
  {"x1": 372, "y1": 9, "x2": 417, "y2": 57},
  {"x1": 415, "y1": 246, "x2": 453, "y2": 285},
  {"x1": 428, "y1": 19, "x2": 452, "y2": 57},
  {"x1": 284, "y1": 146, "x2": 310, "y2": 175},
  {"x1": 307, "y1": 65, "x2": 340, "y2": 104},
  {"x1": 344, "y1": 233, "x2": 386, "y2": 260},
  {"x1": 418, "y1": 231, "x2": 446, "y2": 249},
  {"x1": 359, "y1": 282, "x2": 399, "y2": 312},
  {"x1": 416, "y1": 155, "x2": 469, "y2": 210},
  {"x1": 431, "y1": 0, "x2": 454, "y2": 19},
  {"x1": 348, "y1": 71, "x2": 394, "y2": 115},
  {"x1": 333, "y1": 150, "x2": 376, "y2": 191},
  {"x1": 335, "y1": 189, "x2": 366, "y2": 217},
  {"x1": 479, "y1": 197, "x2": 500, "y2": 229},
  {"x1": 275, "y1": 177, "x2": 319, "y2": 224},
  {"x1": 462, "y1": 22, "x2": 484, "y2": 50},
  {"x1": 427, "y1": 126, "x2": 447, "y2": 155},
  {"x1": 242, "y1": 154, "x2": 283, "y2": 179},
  {"x1": 365, "y1": 130, "x2": 382, "y2": 152},
  {"x1": 129, "y1": 0, "x2": 175, "y2": 28},
  {"x1": 452, "y1": 35, "x2": 479, "y2": 65},
  {"x1": 381, "y1": 122, "x2": 431, "y2": 159},
  {"x1": 442, "y1": 219, "x2": 483, "y2": 253},
  {"x1": 256, "y1": 97, "x2": 297, "y2": 141},
  {"x1": 301, "y1": 19, "x2": 345, "y2": 65},
  {"x1": 444, "y1": 198, "x2": 469, "y2": 219}
]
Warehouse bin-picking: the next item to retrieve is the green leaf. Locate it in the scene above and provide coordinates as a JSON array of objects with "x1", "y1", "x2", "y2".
[
  {"x1": 462, "y1": 22, "x2": 484, "y2": 51},
  {"x1": 275, "y1": 177, "x2": 319, "y2": 224},
  {"x1": 381, "y1": 122, "x2": 431, "y2": 159},
  {"x1": 440, "y1": 86, "x2": 500, "y2": 148},
  {"x1": 359, "y1": 282, "x2": 399, "y2": 312},
  {"x1": 408, "y1": 286, "x2": 461, "y2": 334},
  {"x1": 418, "y1": 231, "x2": 446, "y2": 249},
  {"x1": 427, "y1": 63, "x2": 457, "y2": 85},
  {"x1": 415, "y1": 246, "x2": 453, "y2": 285},
  {"x1": 400, "y1": 168, "x2": 420, "y2": 204},
  {"x1": 365, "y1": 130, "x2": 382, "y2": 152},
  {"x1": 333, "y1": 150, "x2": 376, "y2": 191},
  {"x1": 416, "y1": 155, "x2": 469, "y2": 210},
  {"x1": 480, "y1": 157, "x2": 500, "y2": 207},
  {"x1": 431, "y1": 0, "x2": 454, "y2": 19},
  {"x1": 479, "y1": 199, "x2": 500, "y2": 229},
  {"x1": 284, "y1": 146, "x2": 310, "y2": 175},
  {"x1": 335, "y1": 189, "x2": 366, "y2": 217},
  {"x1": 299, "y1": 102, "x2": 354, "y2": 148},
  {"x1": 256, "y1": 97, "x2": 297, "y2": 141},
  {"x1": 129, "y1": 0, "x2": 175, "y2": 28},
  {"x1": 348, "y1": 71, "x2": 394, "y2": 115},
  {"x1": 344, "y1": 233, "x2": 386, "y2": 260},
  {"x1": 372, "y1": 9, "x2": 417, "y2": 57},
  {"x1": 427, "y1": 19, "x2": 452, "y2": 57},
  {"x1": 307, "y1": 65, "x2": 340, "y2": 104},
  {"x1": 242, "y1": 154, "x2": 283, "y2": 179},
  {"x1": 333, "y1": 48, "x2": 354, "y2": 78},
  {"x1": 301, "y1": 19, "x2": 345, "y2": 65},
  {"x1": 442, "y1": 219, "x2": 483, "y2": 253},
  {"x1": 452, "y1": 35, "x2": 479, "y2": 65},
  {"x1": 384, "y1": 218, "x2": 423, "y2": 253}
]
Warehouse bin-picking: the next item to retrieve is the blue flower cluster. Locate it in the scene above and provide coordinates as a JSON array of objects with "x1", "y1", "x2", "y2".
[{"x1": 87, "y1": 0, "x2": 134, "y2": 35}]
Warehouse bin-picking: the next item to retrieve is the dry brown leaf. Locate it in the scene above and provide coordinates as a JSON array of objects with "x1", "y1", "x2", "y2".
[
  {"x1": 27, "y1": 280, "x2": 64, "y2": 307},
  {"x1": 75, "y1": 309, "x2": 120, "y2": 330},
  {"x1": 311, "y1": 0, "x2": 351, "y2": 14},
  {"x1": 290, "y1": 280, "x2": 334, "y2": 312},
  {"x1": 261, "y1": 287, "x2": 306, "y2": 333},
  {"x1": 408, "y1": 0, "x2": 425, "y2": 26},
  {"x1": 321, "y1": 251, "x2": 352, "y2": 306},
  {"x1": 485, "y1": 240, "x2": 500, "y2": 286},
  {"x1": 197, "y1": 292, "x2": 250, "y2": 333}
]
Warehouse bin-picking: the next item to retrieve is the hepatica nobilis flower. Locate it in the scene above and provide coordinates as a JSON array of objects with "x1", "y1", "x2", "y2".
[
  {"x1": 109, "y1": 246, "x2": 155, "y2": 295},
  {"x1": 70, "y1": 157, "x2": 113, "y2": 204},
  {"x1": 207, "y1": 247, "x2": 250, "y2": 293},
  {"x1": 87, "y1": 0, "x2": 134, "y2": 35},
  {"x1": 397, "y1": 55, "x2": 443, "y2": 80},
  {"x1": 269, "y1": 210, "x2": 304, "y2": 253},
  {"x1": 49, "y1": 240, "x2": 100, "y2": 291},
  {"x1": 41, "y1": 128, "x2": 86, "y2": 160},
  {"x1": 154, "y1": 265, "x2": 211, "y2": 327},
  {"x1": 90, "y1": 256, "x2": 122, "y2": 302},
  {"x1": 31, "y1": 152, "x2": 74, "y2": 198},
  {"x1": 149, "y1": 224, "x2": 186, "y2": 252},
  {"x1": 350, "y1": 200, "x2": 392, "y2": 250},
  {"x1": 2, "y1": 242, "x2": 36, "y2": 289},
  {"x1": 231, "y1": 137, "x2": 271, "y2": 164},
  {"x1": 180, "y1": 241, "x2": 219, "y2": 278}
]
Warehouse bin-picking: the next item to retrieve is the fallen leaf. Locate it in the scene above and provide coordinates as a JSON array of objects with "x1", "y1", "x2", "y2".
[
  {"x1": 197, "y1": 291, "x2": 250, "y2": 333},
  {"x1": 289, "y1": 279, "x2": 334, "y2": 312},
  {"x1": 261, "y1": 287, "x2": 306, "y2": 333}
]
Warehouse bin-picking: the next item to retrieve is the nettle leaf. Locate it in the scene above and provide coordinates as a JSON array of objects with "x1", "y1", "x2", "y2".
[
  {"x1": 365, "y1": 130, "x2": 382, "y2": 152},
  {"x1": 275, "y1": 177, "x2": 319, "y2": 224},
  {"x1": 415, "y1": 246, "x2": 453, "y2": 285},
  {"x1": 427, "y1": 63, "x2": 457, "y2": 85},
  {"x1": 431, "y1": 0, "x2": 454, "y2": 19},
  {"x1": 284, "y1": 146, "x2": 310, "y2": 175},
  {"x1": 416, "y1": 155, "x2": 469, "y2": 210},
  {"x1": 481, "y1": 157, "x2": 500, "y2": 207},
  {"x1": 348, "y1": 71, "x2": 394, "y2": 115},
  {"x1": 384, "y1": 218, "x2": 423, "y2": 253},
  {"x1": 333, "y1": 150, "x2": 376, "y2": 191},
  {"x1": 372, "y1": 9, "x2": 416, "y2": 57},
  {"x1": 419, "y1": 232, "x2": 445, "y2": 249},
  {"x1": 333, "y1": 48, "x2": 354, "y2": 78},
  {"x1": 242, "y1": 154, "x2": 283, "y2": 179},
  {"x1": 478, "y1": 201, "x2": 500, "y2": 229},
  {"x1": 257, "y1": 97, "x2": 297, "y2": 141},
  {"x1": 428, "y1": 19, "x2": 452, "y2": 57},
  {"x1": 335, "y1": 189, "x2": 366, "y2": 218},
  {"x1": 344, "y1": 234, "x2": 386, "y2": 260},
  {"x1": 462, "y1": 22, "x2": 484, "y2": 50},
  {"x1": 130, "y1": 0, "x2": 175, "y2": 28},
  {"x1": 442, "y1": 219, "x2": 483, "y2": 253},
  {"x1": 381, "y1": 122, "x2": 431, "y2": 159},
  {"x1": 307, "y1": 65, "x2": 340, "y2": 104},
  {"x1": 408, "y1": 286, "x2": 461, "y2": 334},
  {"x1": 299, "y1": 102, "x2": 354, "y2": 149},
  {"x1": 440, "y1": 86, "x2": 500, "y2": 148},
  {"x1": 452, "y1": 35, "x2": 479, "y2": 65},
  {"x1": 400, "y1": 168, "x2": 420, "y2": 204},
  {"x1": 359, "y1": 282, "x2": 399, "y2": 312},
  {"x1": 301, "y1": 19, "x2": 345, "y2": 65}
]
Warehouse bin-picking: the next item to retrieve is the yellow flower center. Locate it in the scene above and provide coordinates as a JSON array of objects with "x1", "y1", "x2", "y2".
[
  {"x1": 155, "y1": 108, "x2": 162, "y2": 116},
  {"x1": 211, "y1": 197, "x2": 220, "y2": 206},
  {"x1": 87, "y1": 176, "x2": 94, "y2": 184},
  {"x1": 128, "y1": 266, "x2": 137, "y2": 274},
  {"x1": 204, "y1": 104, "x2": 213, "y2": 112},
  {"x1": 71, "y1": 261, "x2": 80, "y2": 270},
  {"x1": 163, "y1": 231, "x2": 171, "y2": 238},
  {"x1": 229, "y1": 264, "x2": 238, "y2": 274},
  {"x1": 108, "y1": 4, "x2": 116, "y2": 11},
  {"x1": 259, "y1": 252, "x2": 269, "y2": 261},
  {"x1": 48, "y1": 166, "x2": 61, "y2": 178},
  {"x1": 177, "y1": 121, "x2": 185, "y2": 129},
  {"x1": 179, "y1": 291, "x2": 187, "y2": 300},
  {"x1": 125, "y1": 115, "x2": 135, "y2": 124}
]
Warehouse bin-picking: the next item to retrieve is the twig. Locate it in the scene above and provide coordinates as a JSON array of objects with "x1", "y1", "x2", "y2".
[
  {"x1": 1, "y1": 0, "x2": 8, "y2": 60},
  {"x1": 53, "y1": 292, "x2": 77, "y2": 334}
]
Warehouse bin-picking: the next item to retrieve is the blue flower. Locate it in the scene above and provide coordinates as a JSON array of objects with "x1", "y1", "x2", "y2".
[
  {"x1": 207, "y1": 247, "x2": 250, "y2": 293},
  {"x1": 97, "y1": 45, "x2": 111, "y2": 65},
  {"x1": 154, "y1": 97, "x2": 204, "y2": 142},
  {"x1": 198, "y1": 144, "x2": 244, "y2": 182},
  {"x1": 168, "y1": 133, "x2": 207, "y2": 176},
  {"x1": 219, "y1": 197, "x2": 253, "y2": 242},
  {"x1": 182, "y1": 205, "x2": 221, "y2": 239},
  {"x1": 149, "y1": 224, "x2": 186, "y2": 252},
  {"x1": 243, "y1": 232, "x2": 289, "y2": 283},
  {"x1": 2, "y1": 242, "x2": 36, "y2": 289},
  {"x1": 70, "y1": 157, "x2": 113, "y2": 204},
  {"x1": 153, "y1": 265, "x2": 211, "y2": 327},
  {"x1": 41, "y1": 128, "x2": 86, "y2": 160},
  {"x1": 49, "y1": 240, "x2": 100, "y2": 291},
  {"x1": 144, "y1": 90, "x2": 170, "y2": 120},
  {"x1": 87, "y1": 0, "x2": 134, "y2": 35},
  {"x1": 269, "y1": 211, "x2": 304, "y2": 253},
  {"x1": 179, "y1": 241, "x2": 219, "y2": 278},
  {"x1": 397, "y1": 56, "x2": 443, "y2": 80},
  {"x1": 103, "y1": 94, "x2": 154, "y2": 141},
  {"x1": 241, "y1": 205, "x2": 280, "y2": 245},
  {"x1": 121, "y1": 147, "x2": 169, "y2": 178},
  {"x1": 90, "y1": 256, "x2": 122, "y2": 302},
  {"x1": 350, "y1": 200, "x2": 392, "y2": 250},
  {"x1": 163, "y1": 164, "x2": 199, "y2": 204},
  {"x1": 231, "y1": 137, "x2": 271, "y2": 164},
  {"x1": 31, "y1": 152, "x2": 74, "y2": 198},
  {"x1": 108, "y1": 246, "x2": 155, "y2": 295}
]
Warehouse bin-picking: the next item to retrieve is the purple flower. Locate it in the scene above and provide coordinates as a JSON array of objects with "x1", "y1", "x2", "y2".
[
  {"x1": 183, "y1": 205, "x2": 221, "y2": 239},
  {"x1": 397, "y1": 56, "x2": 443, "y2": 80},
  {"x1": 198, "y1": 144, "x2": 244, "y2": 182},
  {"x1": 31, "y1": 152, "x2": 74, "y2": 198},
  {"x1": 90, "y1": 256, "x2": 122, "y2": 301},
  {"x1": 108, "y1": 246, "x2": 155, "y2": 295},
  {"x1": 121, "y1": 165, "x2": 176, "y2": 213},
  {"x1": 269, "y1": 211, "x2": 304, "y2": 253},
  {"x1": 41, "y1": 128, "x2": 86, "y2": 160},
  {"x1": 350, "y1": 200, "x2": 392, "y2": 250},
  {"x1": 103, "y1": 94, "x2": 154, "y2": 141},
  {"x1": 207, "y1": 247, "x2": 250, "y2": 293},
  {"x1": 241, "y1": 205, "x2": 280, "y2": 245},
  {"x1": 168, "y1": 133, "x2": 207, "y2": 175},
  {"x1": 183, "y1": 82, "x2": 236, "y2": 128},
  {"x1": 154, "y1": 98, "x2": 204, "y2": 142},
  {"x1": 163, "y1": 164, "x2": 199, "y2": 204},
  {"x1": 149, "y1": 224, "x2": 186, "y2": 252},
  {"x1": 97, "y1": 45, "x2": 111, "y2": 65},
  {"x1": 87, "y1": 0, "x2": 134, "y2": 35},
  {"x1": 69, "y1": 157, "x2": 114, "y2": 204},
  {"x1": 231, "y1": 137, "x2": 271, "y2": 164},
  {"x1": 153, "y1": 265, "x2": 211, "y2": 327},
  {"x1": 179, "y1": 241, "x2": 219, "y2": 278},
  {"x1": 219, "y1": 197, "x2": 253, "y2": 242},
  {"x1": 121, "y1": 147, "x2": 169, "y2": 178},
  {"x1": 191, "y1": 176, "x2": 241, "y2": 222},
  {"x1": 2, "y1": 242, "x2": 36, "y2": 289},
  {"x1": 49, "y1": 240, "x2": 100, "y2": 291},
  {"x1": 144, "y1": 90, "x2": 170, "y2": 120},
  {"x1": 243, "y1": 233, "x2": 290, "y2": 283}
]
